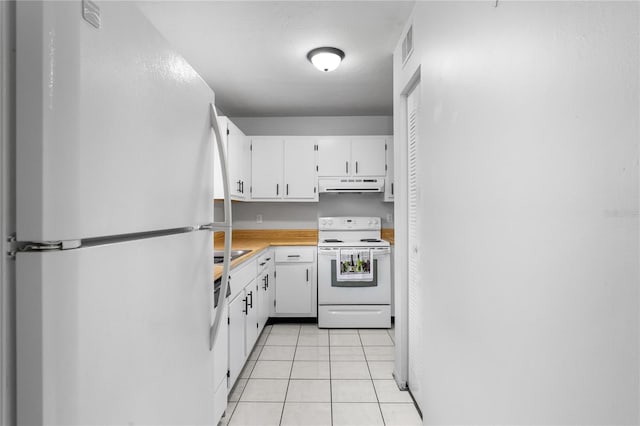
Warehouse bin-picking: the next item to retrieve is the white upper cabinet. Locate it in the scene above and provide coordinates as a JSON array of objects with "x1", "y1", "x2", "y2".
[
  {"x1": 351, "y1": 137, "x2": 387, "y2": 176},
  {"x1": 229, "y1": 119, "x2": 252, "y2": 200},
  {"x1": 251, "y1": 137, "x2": 284, "y2": 199},
  {"x1": 318, "y1": 136, "x2": 387, "y2": 177},
  {"x1": 384, "y1": 137, "x2": 394, "y2": 202},
  {"x1": 217, "y1": 117, "x2": 250, "y2": 200},
  {"x1": 317, "y1": 137, "x2": 351, "y2": 176},
  {"x1": 250, "y1": 137, "x2": 318, "y2": 201},
  {"x1": 284, "y1": 138, "x2": 318, "y2": 199}
]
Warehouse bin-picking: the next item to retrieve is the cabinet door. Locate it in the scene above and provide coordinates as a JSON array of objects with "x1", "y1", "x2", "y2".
[
  {"x1": 227, "y1": 119, "x2": 249, "y2": 199},
  {"x1": 228, "y1": 292, "x2": 246, "y2": 388},
  {"x1": 244, "y1": 281, "x2": 259, "y2": 353},
  {"x1": 251, "y1": 137, "x2": 283, "y2": 199},
  {"x1": 317, "y1": 137, "x2": 350, "y2": 177},
  {"x1": 351, "y1": 137, "x2": 387, "y2": 176},
  {"x1": 257, "y1": 271, "x2": 269, "y2": 331},
  {"x1": 240, "y1": 133, "x2": 252, "y2": 197},
  {"x1": 267, "y1": 261, "x2": 276, "y2": 317},
  {"x1": 384, "y1": 137, "x2": 394, "y2": 202},
  {"x1": 284, "y1": 138, "x2": 317, "y2": 199},
  {"x1": 275, "y1": 263, "x2": 313, "y2": 315}
]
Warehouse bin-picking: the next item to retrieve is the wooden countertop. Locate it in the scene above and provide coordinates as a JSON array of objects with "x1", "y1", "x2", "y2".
[
  {"x1": 381, "y1": 228, "x2": 394, "y2": 245},
  {"x1": 213, "y1": 229, "x2": 317, "y2": 279}
]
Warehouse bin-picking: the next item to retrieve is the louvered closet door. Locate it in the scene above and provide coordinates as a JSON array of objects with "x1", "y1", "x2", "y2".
[{"x1": 407, "y1": 83, "x2": 423, "y2": 412}]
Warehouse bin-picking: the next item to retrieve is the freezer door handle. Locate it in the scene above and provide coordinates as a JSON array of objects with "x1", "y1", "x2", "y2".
[{"x1": 209, "y1": 103, "x2": 233, "y2": 351}]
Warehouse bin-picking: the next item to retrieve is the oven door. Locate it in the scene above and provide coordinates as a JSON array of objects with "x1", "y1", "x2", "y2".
[{"x1": 318, "y1": 246, "x2": 391, "y2": 305}]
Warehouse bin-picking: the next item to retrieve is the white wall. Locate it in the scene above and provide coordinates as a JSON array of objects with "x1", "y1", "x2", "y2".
[
  {"x1": 394, "y1": 2, "x2": 639, "y2": 424},
  {"x1": 230, "y1": 194, "x2": 393, "y2": 230},
  {"x1": 232, "y1": 115, "x2": 392, "y2": 136}
]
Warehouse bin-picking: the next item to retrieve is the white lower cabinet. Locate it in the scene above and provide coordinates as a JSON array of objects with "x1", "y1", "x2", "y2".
[
  {"x1": 257, "y1": 249, "x2": 275, "y2": 331},
  {"x1": 228, "y1": 278, "x2": 259, "y2": 388},
  {"x1": 226, "y1": 245, "x2": 316, "y2": 393},
  {"x1": 228, "y1": 290, "x2": 247, "y2": 387},
  {"x1": 227, "y1": 258, "x2": 259, "y2": 389},
  {"x1": 274, "y1": 246, "x2": 317, "y2": 317},
  {"x1": 244, "y1": 279, "x2": 259, "y2": 353}
]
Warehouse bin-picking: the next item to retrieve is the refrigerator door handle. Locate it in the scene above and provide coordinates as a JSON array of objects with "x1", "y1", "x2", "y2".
[{"x1": 209, "y1": 103, "x2": 232, "y2": 351}]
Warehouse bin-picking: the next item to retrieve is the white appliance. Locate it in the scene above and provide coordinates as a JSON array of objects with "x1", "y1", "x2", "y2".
[
  {"x1": 14, "y1": 2, "x2": 233, "y2": 425},
  {"x1": 317, "y1": 217, "x2": 391, "y2": 328},
  {"x1": 318, "y1": 177, "x2": 385, "y2": 193}
]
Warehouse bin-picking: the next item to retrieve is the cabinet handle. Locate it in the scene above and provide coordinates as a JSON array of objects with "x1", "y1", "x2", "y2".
[
  {"x1": 259, "y1": 262, "x2": 266, "y2": 266},
  {"x1": 356, "y1": 161, "x2": 358, "y2": 174},
  {"x1": 240, "y1": 181, "x2": 244, "y2": 194},
  {"x1": 247, "y1": 291, "x2": 253, "y2": 308},
  {"x1": 345, "y1": 161, "x2": 348, "y2": 174},
  {"x1": 265, "y1": 257, "x2": 271, "y2": 261},
  {"x1": 287, "y1": 254, "x2": 300, "y2": 258},
  {"x1": 286, "y1": 184, "x2": 289, "y2": 196},
  {"x1": 266, "y1": 274, "x2": 269, "y2": 287},
  {"x1": 306, "y1": 268, "x2": 309, "y2": 282},
  {"x1": 242, "y1": 297, "x2": 248, "y2": 314},
  {"x1": 391, "y1": 183, "x2": 394, "y2": 195},
  {"x1": 276, "y1": 183, "x2": 279, "y2": 195}
]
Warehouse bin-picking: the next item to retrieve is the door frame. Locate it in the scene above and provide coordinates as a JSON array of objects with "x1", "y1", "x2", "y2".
[
  {"x1": 0, "y1": 2, "x2": 16, "y2": 425},
  {"x1": 392, "y1": 66, "x2": 421, "y2": 391}
]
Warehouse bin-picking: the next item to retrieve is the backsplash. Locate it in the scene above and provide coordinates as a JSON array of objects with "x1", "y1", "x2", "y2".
[{"x1": 222, "y1": 193, "x2": 393, "y2": 230}]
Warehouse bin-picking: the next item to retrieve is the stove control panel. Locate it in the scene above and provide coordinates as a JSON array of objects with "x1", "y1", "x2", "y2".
[{"x1": 318, "y1": 217, "x2": 380, "y2": 231}]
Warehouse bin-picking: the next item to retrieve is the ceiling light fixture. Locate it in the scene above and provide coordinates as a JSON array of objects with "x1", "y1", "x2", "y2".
[{"x1": 307, "y1": 47, "x2": 345, "y2": 72}]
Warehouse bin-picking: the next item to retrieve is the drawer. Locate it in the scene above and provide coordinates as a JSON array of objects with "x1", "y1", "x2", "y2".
[
  {"x1": 257, "y1": 249, "x2": 274, "y2": 270},
  {"x1": 275, "y1": 247, "x2": 316, "y2": 263},
  {"x1": 229, "y1": 258, "x2": 256, "y2": 300}
]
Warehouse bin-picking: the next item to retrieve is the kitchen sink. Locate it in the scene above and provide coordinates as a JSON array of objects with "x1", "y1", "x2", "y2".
[{"x1": 213, "y1": 249, "x2": 252, "y2": 264}]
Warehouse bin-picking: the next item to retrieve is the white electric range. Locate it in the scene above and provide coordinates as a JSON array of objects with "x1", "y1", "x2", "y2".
[{"x1": 317, "y1": 217, "x2": 391, "y2": 328}]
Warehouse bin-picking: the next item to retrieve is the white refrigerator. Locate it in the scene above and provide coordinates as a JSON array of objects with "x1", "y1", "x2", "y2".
[{"x1": 15, "y1": 1, "x2": 232, "y2": 424}]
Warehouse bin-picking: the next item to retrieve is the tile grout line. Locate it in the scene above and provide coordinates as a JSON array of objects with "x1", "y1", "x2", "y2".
[
  {"x1": 328, "y1": 327, "x2": 333, "y2": 426},
  {"x1": 278, "y1": 325, "x2": 299, "y2": 426},
  {"x1": 359, "y1": 330, "x2": 387, "y2": 426}
]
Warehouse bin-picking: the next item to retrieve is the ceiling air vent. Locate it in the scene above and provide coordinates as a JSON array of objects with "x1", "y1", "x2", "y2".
[{"x1": 402, "y1": 25, "x2": 413, "y2": 65}]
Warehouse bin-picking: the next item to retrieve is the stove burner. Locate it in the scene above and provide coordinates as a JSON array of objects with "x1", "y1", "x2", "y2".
[
  {"x1": 323, "y1": 239, "x2": 343, "y2": 243},
  {"x1": 360, "y1": 238, "x2": 382, "y2": 243}
]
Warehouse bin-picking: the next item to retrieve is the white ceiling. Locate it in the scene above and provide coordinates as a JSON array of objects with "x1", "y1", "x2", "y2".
[{"x1": 138, "y1": 1, "x2": 415, "y2": 117}]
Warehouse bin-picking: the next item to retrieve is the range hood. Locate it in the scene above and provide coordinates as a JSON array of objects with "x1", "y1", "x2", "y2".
[{"x1": 318, "y1": 177, "x2": 385, "y2": 193}]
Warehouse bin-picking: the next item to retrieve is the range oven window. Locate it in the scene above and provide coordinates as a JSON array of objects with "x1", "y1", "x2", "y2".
[{"x1": 330, "y1": 259, "x2": 378, "y2": 287}]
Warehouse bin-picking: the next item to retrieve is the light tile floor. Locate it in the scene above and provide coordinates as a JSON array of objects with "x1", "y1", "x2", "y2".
[{"x1": 220, "y1": 323, "x2": 421, "y2": 426}]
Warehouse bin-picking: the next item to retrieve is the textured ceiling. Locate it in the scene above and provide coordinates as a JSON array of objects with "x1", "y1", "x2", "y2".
[{"x1": 138, "y1": 1, "x2": 415, "y2": 117}]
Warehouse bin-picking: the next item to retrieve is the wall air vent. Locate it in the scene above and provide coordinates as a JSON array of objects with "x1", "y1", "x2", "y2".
[{"x1": 402, "y1": 24, "x2": 414, "y2": 65}]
